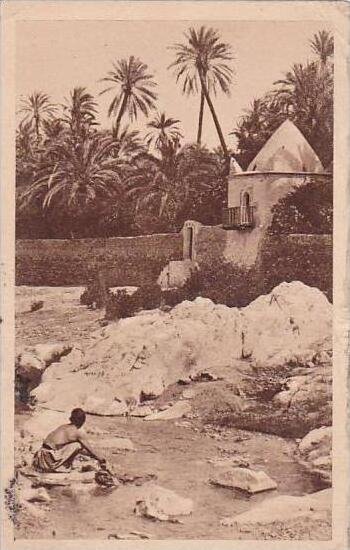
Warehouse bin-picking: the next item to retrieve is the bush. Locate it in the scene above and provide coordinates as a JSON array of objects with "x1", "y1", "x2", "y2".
[
  {"x1": 269, "y1": 176, "x2": 332, "y2": 235},
  {"x1": 192, "y1": 262, "x2": 263, "y2": 308},
  {"x1": 258, "y1": 234, "x2": 332, "y2": 302},
  {"x1": 131, "y1": 284, "x2": 162, "y2": 311},
  {"x1": 80, "y1": 280, "x2": 111, "y2": 308},
  {"x1": 104, "y1": 284, "x2": 163, "y2": 320},
  {"x1": 105, "y1": 289, "x2": 137, "y2": 320}
]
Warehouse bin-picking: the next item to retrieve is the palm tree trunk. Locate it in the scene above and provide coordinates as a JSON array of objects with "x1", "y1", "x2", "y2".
[
  {"x1": 197, "y1": 91, "x2": 205, "y2": 145},
  {"x1": 35, "y1": 115, "x2": 40, "y2": 144},
  {"x1": 114, "y1": 93, "x2": 128, "y2": 139},
  {"x1": 198, "y1": 70, "x2": 229, "y2": 173}
]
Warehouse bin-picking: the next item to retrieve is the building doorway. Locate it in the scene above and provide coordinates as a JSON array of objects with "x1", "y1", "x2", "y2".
[{"x1": 184, "y1": 226, "x2": 194, "y2": 260}]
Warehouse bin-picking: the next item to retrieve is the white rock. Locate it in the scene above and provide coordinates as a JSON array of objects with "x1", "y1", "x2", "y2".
[
  {"x1": 134, "y1": 484, "x2": 193, "y2": 521},
  {"x1": 26, "y1": 471, "x2": 95, "y2": 488},
  {"x1": 298, "y1": 426, "x2": 332, "y2": 484},
  {"x1": 221, "y1": 489, "x2": 332, "y2": 526},
  {"x1": 33, "y1": 343, "x2": 71, "y2": 365},
  {"x1": 182, "y1": 388, "x2": 196, "y2": 399},
  {"x1": 144, "y1": 401, "x2": 191, "y2": 421},
  {"x1": 242, "y1": 281, "x2": 332, "y2": 368},
  {"x1": 299, "y1": 426, "x2": 332, "y2": 454},
  {"x1": 210, "y1": 467, "x2": 277, "y2": 494},
  {"x1": 30, "y1": 282, "x2": 332, "y2": 416},
  {"x1": 16, "y1": 352, "x2": 45, "y2": 373}
]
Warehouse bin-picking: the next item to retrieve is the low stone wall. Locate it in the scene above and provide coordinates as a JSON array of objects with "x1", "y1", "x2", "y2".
[
  {"x1": 16, "y1": 233, "x2": 183, "y2": 287},
  {"x1": 16, "y1": 229, "x2": 332, "y2": 299}
]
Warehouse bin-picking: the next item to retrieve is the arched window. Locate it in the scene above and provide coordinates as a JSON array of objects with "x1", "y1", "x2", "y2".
[
  {"x1": 240, "y1": 192, "x2": 251, "y2": 225},
  {"x1": 241, "y1": 191, "x2": 250, "y2": 207}
]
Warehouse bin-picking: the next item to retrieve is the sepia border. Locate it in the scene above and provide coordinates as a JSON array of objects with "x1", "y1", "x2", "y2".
[{"x1": 1, "y1": 2, "x2": 349, "y2": 549}]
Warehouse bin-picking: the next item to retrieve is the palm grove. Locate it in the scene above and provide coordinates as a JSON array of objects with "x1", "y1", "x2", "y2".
[{"x1": 16, "y1": 28, "x2": 333, "y2": 239}]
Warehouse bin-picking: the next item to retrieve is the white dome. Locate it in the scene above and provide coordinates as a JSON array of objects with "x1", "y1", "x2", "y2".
[{"x1": 248, "y1": 119, "x2": 324, "y2": 173}]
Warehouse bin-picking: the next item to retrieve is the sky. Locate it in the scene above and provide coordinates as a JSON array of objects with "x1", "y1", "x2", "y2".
[{"x1": 16, "y1": 20, "x2": 331, "y2": 150}]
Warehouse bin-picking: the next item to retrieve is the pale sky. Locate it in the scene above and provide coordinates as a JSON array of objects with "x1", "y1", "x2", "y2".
[{"x1": 16, "y1": 20, "x2": 331, "y2": 150}]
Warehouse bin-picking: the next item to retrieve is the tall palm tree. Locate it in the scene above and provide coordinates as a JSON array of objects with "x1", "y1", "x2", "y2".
[
  {"x1": 145, "y1": 112, "x2": 183, "y2": 150},
  {"x1": 99, "y1": 56, "x2": 157, "y2": 139},
  {"x1": 62, "y1": 87, "x2": 98, "y2": 142},
  {"x1": 19, "y1": 91, "x2": 57, "y2": 143},
  {"x1": 169, "y1": 26, "x2": 233, "y2": 160},
  {"x1": 310, "y1": 30, "x2": 334, "y2": 68},
  {"x1": 18, "y1": 134, "x2": 125, "y2": 236}
]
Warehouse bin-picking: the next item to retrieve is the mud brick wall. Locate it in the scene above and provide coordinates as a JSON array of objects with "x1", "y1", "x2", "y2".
[
  {"x1": 16, "y1": 233, "x2": 183, "y2": 286},
  {"x1": 257, "y1": 233, "x2": 333, "y2": 301}
]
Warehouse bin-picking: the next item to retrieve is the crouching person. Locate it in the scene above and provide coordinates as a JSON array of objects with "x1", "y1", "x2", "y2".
[{"x1": 33, "y1": 408, "x2": 106, "y2": 473}]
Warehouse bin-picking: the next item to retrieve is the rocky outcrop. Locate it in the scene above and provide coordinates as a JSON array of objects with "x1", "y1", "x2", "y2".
[
  {"x1": 15, "y1": 343, "x2": 73, "y2": 400},
  {"x1": 296, "y1": 426, "x2": 332, "y2": 485},
  {"x1": 29, "y1": 282, "x2": 332, "y2": 417},
  {"x1": 242, "y1": 281, "x2": 331, "y2": 368}
]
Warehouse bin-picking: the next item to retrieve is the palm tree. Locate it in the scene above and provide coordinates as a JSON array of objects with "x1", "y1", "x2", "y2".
[
  {"x1": 18, "y1": 134, "x2": 125, "y2": 236},
  {"x1": 310, "y1": 30, "x2": 334, "y2": 68},
  {"x1": 145, "y1": 112, "x2": 183, "y2": 150},
  {"x1": 99, "y1": 56, "x2": 157, "y2": 139},
  {"x1": 169, "y1": 26, "x2": 233, "y2": 161},
  {"x1": 19, "y1": 91, "x2": 57, "y2": 143},
  {"x1": 16, "y1": 120, "x2": 35, "y2": 161},
  {"x1": 112, "y1": 125, "x2": 146, "y2": 160},
  {"x1": 126, "y1": 142, "x2": 221, "y2": 221},
  {"x1": 42, "y1": 118, "x2": 65, "y2": 142},
  {"x1": 62, "y1": 87, "x2": 98, "y2": 142},
  {"x1": 16, "y1": 120, "x2": 38, "y2": 187}
]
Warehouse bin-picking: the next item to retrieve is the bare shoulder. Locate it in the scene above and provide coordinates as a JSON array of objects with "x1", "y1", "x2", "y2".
[{"x1": 76, "y1": 427, "x2": 89, "y2": 441}]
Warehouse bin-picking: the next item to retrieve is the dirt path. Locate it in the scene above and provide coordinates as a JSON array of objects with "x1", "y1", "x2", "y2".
[{"x1": 16, "y1": 286, "x2": 102, "y2": 349}]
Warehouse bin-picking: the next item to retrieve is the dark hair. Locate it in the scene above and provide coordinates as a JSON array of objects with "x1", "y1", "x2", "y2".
[{"x1": 70, "y1": 408, "x2": 86, "y2": 427}]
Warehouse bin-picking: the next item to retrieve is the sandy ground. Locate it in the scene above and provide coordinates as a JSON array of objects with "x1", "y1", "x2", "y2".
[{"x1": 14, "y1": 286, "x2": 331, "y2": 541}]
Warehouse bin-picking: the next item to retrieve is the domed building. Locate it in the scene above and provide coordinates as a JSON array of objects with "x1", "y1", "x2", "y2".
[
  {"x1": 247, "y1": 118, "x2": 323, "y2": 173},
  {"x1": 159, "y1": 119, "x2": 331, "y2": 289},
  {"x1": 224, "y1": 119, "x2": 327, "y2": 232}
]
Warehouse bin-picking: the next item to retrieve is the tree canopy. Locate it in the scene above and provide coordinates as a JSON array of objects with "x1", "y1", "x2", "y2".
[{"x1": 16, "y1": 29, "x2": 333, "y2": 239}]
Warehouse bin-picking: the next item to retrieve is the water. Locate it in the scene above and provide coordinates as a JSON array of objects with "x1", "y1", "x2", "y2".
[{"x1": 17, "y1": 416, "x2": 324, "y2": 540}]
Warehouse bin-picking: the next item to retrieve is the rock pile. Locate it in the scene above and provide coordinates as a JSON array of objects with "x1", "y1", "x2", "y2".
[{"x1": 27, "y1": 282, "x2": 331, "y2": 417}]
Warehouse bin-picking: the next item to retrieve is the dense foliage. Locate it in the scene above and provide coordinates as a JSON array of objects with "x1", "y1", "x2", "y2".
[
  {"x1": 269, "y1": 176, "x2": 332, "y2": 235},
  {"x1": 232, "y1": 31, "x2": 334, "y2": 169},
  {"x1": 16, "y1": 29, "x2": 333, "y2": 238}
]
